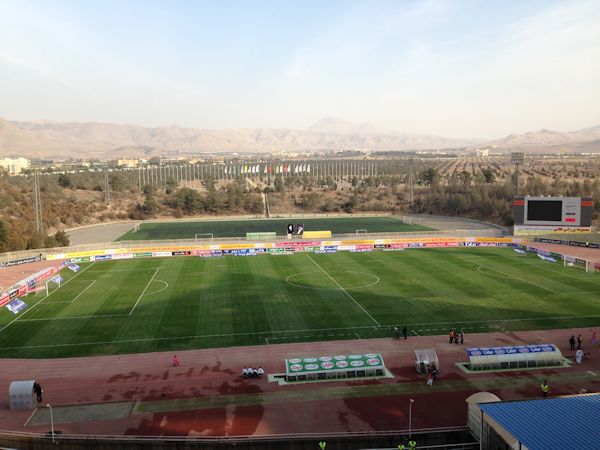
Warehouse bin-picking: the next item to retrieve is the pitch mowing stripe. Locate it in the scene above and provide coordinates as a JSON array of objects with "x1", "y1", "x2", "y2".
[
  {"x1": 305, "y1": 254, "x2": 381, "y2": 327},
  {"x1": 4, "y1": 313, "x2": 600, "y2": 350}
]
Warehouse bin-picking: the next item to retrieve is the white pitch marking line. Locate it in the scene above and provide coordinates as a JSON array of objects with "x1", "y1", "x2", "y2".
[
  {"x1": 588, "y1": 371, "x2": 597, "y2": 376},
  {"x1": 128, "y1": 268, "x2": 160, "y2": 315},
  {"x1": 143, "y1": 279, "x2": 169, "y2": 296},
  {"x1": 45, "y1": 279, "x2": 97, "y2": 304},
  {"x1": 19, "y1": 313, "x2": 127, "y2": 322},
  {"x1": 4, "y1": 312, "x2": 600, "y2": 350},
  {"x1": 477, "y1": 265, "x2": 559, "y2": 294},
  {"x1": 305, "y1": 254, "x2": 381, "y2": 327},
  {"x1": 0, "y1": 262, "x2": 97, "y2": 334}
]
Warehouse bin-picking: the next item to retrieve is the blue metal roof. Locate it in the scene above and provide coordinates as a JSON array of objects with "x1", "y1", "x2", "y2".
[{"x1": 479, "y1": 394, "x2": 600, "y2": 450}]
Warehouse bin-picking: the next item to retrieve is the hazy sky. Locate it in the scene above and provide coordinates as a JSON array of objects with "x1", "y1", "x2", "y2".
[{"x1": 1, "y1": 0, "x2": 599, "y2": 139}]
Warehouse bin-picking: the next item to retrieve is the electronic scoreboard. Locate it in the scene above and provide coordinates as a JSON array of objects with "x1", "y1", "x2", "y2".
[{"x1": 513, "y1": 196, "x2": 593, "y2": 235}]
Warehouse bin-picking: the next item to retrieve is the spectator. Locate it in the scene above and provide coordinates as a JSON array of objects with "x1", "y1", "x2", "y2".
[
  {"x1": 592, "y1": 331, "x2": 597, "y2": 345},
  {"x1": 460, "y1": 330, "x2": 464, "y2": 345},
  {"x1": 172, "y1": 355, "x2": 179, "y2": 367},
  {"x1": 577, "y1": 334, "x2": 583, "y2": 350},
  {"x1": 33, "y1": 382, "x2": 43, "y2": 403},
  {"x1": 426, "y1": 372, "x2": 434, "y2": 386},
  {"x1": 569, "y1": 335, "x2": 576, "y2": 351},
  {"x1": 576, "y1": 348, "x2": 584, "y2": 364}
]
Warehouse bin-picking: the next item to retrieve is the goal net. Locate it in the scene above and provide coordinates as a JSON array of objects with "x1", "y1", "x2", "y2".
[
  {"x1": 195, "y1": 233, "x2": 214, "y2": 242},
  {"x1": 45, "y1": 275, "x2": 64, "y2": 296},
  {"x1": 563, "y1": 255, "x2": 599, "y2": 273}
]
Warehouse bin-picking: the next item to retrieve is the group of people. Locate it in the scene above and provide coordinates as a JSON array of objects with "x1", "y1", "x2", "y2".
[
  {"x1": 393, "y1": 326, "x2": 408, "y2": 340},
  {"x1": 569, "y1": 332, "x2": 596, "y2": 364},
  {"x1": 242, "y1": 367, "x2": 264, "y2": 378},
  {"x1": 449, "y1": 329, "x2": 464, "y2": 345},
  {"x1": 426, "y1": 364, "x2": 438, "y2": 386}
]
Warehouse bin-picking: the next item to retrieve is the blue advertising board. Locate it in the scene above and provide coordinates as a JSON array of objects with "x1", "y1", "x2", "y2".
[
  {"x1": 466, "y1": 344, "x2": 557, "y2": 357},
  {"x1": 5, "y1": 298, "x2": 27, "y2": 314}
]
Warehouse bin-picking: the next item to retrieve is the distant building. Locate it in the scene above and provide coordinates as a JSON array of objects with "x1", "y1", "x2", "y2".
[
  {"x1": 112, "y1": 159, "x2": 140, "y2": 168},
  {"x1": 476, "y1": 148, "x2": 489, "y2": 157},
  {"x1": 0, "y1": 157, "x2": 30, "y2": 175}
]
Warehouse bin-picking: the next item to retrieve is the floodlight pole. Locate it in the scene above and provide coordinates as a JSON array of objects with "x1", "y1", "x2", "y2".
[
  {"x1": 511, "y1": 152, "x2": 524, "y2": 197},
  {"x1": 47, "y1": 403, "x2": 55, "y2": 444},
  {"x1": 409, "y1": 398, "x2": 414, "y2": 439}
]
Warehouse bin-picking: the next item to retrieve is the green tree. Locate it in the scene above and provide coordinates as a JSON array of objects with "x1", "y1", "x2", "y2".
[
  {"x1": 0, "y1": 220, "x2": 9, "y2": 252},
  {"x1": 274, "y1": 176, "x2": 284, "y2": 193},
  {"x1": 57, "y1": 173, "x2": 73, "y2": 188},
  {"x1": 165, "y1": 178, "x2": 178, "y2": 195}
]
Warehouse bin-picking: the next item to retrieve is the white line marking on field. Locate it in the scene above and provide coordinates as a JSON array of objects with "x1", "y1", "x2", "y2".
[
  {"x1": 305, "y1": 254, "x2": 381, "y2": 327},
  {"x1": 19, "y1": 313, "x2": 127, "y2": 322},
  {"x1": 3, "y1": 312, "x2": 600, "y2": 351},
  {"x1": 477, "y1": 265, "x2": 559, "y2": 294},
  {"x1": 45, "y1": 280, "x2": 97, "y2": 304},
  {"x1": 85, "y1": 268, "x2": 159, "y2": 273},
  {"x1": 0, "y1": 262, "x2": 97, "y2": 335},
  {"x1": 24, "y1": 408, "x2": 38, "y2": 426},
  {"x1": 143, "y1": 280, "x2": 169, "y2": 296},
  {"x1": 128, "y1": 268, "x2": 160, "y2": 315}
]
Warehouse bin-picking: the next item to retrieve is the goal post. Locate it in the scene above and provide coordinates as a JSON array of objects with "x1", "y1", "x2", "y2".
[
  {"x1": 195, "y1": 233, "x2": 214, "y2": 242},
  {"x1": 45, "y1": 278, "x2": 61, "y2": 296},
  {"x1": 401, "y1": 216, "x2": 412, "y2": 225},
  {"x1": 356, "y1": 229, "x2": 368, "y2": 236}
]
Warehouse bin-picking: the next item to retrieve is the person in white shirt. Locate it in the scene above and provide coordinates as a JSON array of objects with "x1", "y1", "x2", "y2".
[
  {"x1": 242, "y1": 367, "x2": 249, "y2": 378},
  {"x1": 576, "y1": 348, "x2": 584, "y2": 364},
  {"x1": 257, "y1": 367, "x2": 265, "y2": 377}
]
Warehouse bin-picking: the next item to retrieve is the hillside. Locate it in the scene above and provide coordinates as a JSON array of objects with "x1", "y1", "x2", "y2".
[{"x1": 0, "y1": 117, "x2": 477, "y2": 159}]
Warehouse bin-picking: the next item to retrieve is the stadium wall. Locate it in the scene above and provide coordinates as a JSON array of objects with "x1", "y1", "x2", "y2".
[{"x1": 44, "y1": 236, "x2": 523, "y2": 262}]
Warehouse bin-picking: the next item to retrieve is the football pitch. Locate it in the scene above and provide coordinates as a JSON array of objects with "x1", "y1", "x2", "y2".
[
  {"x1": 1, "y1": 248, "x2": 599, "y2": 358},
  {"x1": 116, "y1": 216, "x2": 431, "y2": 240}
]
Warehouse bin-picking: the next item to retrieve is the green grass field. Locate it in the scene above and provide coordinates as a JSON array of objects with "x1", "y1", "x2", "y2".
[
  {"x1": 116, "y1": 216, "x2": 432, "y2": 240},
  {"x1": 1, "y1": 248, "x2": 599, "y2": 358}
]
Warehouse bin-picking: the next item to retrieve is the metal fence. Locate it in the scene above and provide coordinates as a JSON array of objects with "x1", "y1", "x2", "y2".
[
  {"x1": 0, "y1": 426, "x2": 477, "y2": 450},
  {"x1": 0, "y1": 229, "x2": 505, "y2": 264}
]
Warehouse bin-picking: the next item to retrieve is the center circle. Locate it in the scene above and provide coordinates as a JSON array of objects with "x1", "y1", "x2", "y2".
[{"x1": 285, "y1": 271, "x2": 380, "y2": 290}]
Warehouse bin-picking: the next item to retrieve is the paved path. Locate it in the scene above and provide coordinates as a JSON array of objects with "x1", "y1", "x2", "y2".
[
  {"x1": 1, "y1": 327, "x2": 598, "y2": 437},
  {"x1": 66, "y1": 214, "x2": 503, "y2": 246}
]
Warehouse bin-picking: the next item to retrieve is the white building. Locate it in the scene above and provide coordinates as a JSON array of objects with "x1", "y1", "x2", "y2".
[{"x1": 0, "y1": 157, "x2": 30, "y2": 175}]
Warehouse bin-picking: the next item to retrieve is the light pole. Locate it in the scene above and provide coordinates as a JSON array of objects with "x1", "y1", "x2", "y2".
[
  {"x1": 409, "y1": 398, "x2": 415, "y2": 439},
  {"x1": 46, "y1": 403, "x2": 54, "y2": 444}
]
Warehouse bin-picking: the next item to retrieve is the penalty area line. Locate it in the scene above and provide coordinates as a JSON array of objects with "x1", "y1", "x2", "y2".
[{"x1": 0, "y1": 262, "x2": 97, "y2": 335}]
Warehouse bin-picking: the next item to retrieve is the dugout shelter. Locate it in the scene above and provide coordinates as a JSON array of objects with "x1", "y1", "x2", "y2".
[
  {"x1": 414, "y1": 349, "x2": 439, "y2": 374},
  {"x1": 466, "y1": 344, "x2": 563, "y2": 371},
  {"x1": 8, "y1": 380, "x2": 36, "y2": 410},
  {"x1": 285, "y1": 353, "x2": 385, "y2": 382}
]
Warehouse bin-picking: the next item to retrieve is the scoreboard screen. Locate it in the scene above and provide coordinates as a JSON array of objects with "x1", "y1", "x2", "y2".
[
  {"x1": 513, "y1": 196, "x2": 593, "y2": 233},
  {"x1": 526, "y1": 200, "x2": 563, "y2": 222}
]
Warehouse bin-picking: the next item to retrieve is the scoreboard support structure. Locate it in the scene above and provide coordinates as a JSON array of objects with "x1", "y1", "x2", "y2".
[{"x1": 513, "y1": 196, "x2": 593, "y2": 235}]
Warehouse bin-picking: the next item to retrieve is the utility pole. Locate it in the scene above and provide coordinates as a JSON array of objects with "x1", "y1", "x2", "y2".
[
  {"x1": 104, "y1": 169, "x2": 110, "y2": 204},
  {"x1": 33, "y1": 159, "x2": 43, "y2": 233},
  {"x1": 408, "y1": 159, "x2": 414, "y2": 204}
]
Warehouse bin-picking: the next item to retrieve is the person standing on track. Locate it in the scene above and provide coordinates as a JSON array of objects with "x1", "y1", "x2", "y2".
[
  {"x1": 569, "y1": 335, "x2": 576, "y2": 351},
  {"x1": 33, "y1": 382, "x2": 43, "y2": 403},
  {"x1": 403, "y1": 325, "x2": 408, "y2": 340},
  {"x1": 541, "y1": 380, "x2": 549, "y2": 398},
  {"x1": 577, "y1": 334, "x2": 583, "y2": 350},
  {"x1": 172, "y1": 355, "x2": 179, "y2": 367}
]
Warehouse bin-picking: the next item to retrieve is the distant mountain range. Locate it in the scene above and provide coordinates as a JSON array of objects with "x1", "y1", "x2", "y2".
[{"x1": 0, "y1": 116, "x2": 599, "y2": 159}]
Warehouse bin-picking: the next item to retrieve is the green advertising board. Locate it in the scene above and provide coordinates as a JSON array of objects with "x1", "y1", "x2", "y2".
[
  {"x1": 133, "y1": 252, "x2": 153, "y2": 258},
  {"x1": 285, "y1": 353, "x2": 385, "y2": 377}
]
